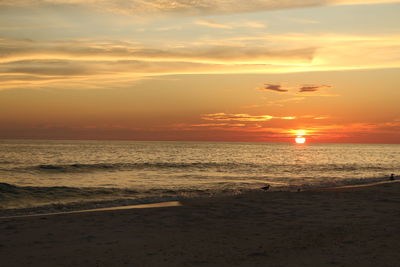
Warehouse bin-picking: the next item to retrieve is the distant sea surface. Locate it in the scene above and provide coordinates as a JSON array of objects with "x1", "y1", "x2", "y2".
[{"x1": 1, "y1": 140, "x2": 399, "y2": 211}]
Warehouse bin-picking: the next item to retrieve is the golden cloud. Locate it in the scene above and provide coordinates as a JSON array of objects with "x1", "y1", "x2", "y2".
[
  {"x1": 0, "y1": 38, "x2": 315, "y2": 64},
  {"x1": 202, "y1": 113, "x2": 298, "y2": 122},
  {"x1": 1, "y1": 33, "x2": 399, "y2": 90},
  {"x1": 195, "y1": 20, "x2": 233, "y2": 29}
]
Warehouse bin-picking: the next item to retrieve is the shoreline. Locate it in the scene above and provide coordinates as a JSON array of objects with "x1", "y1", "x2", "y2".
[
  {"x1": 0, "y1": 201, "x2": 182, "y2": 220},
  {"x1": 304, "y1": 179, "x2": 400, "y2": 191},
  {"x1": 1, "y1": 179, "x2": 398, "y2": 218}
]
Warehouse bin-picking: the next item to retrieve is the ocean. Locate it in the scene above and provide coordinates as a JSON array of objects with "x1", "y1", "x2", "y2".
[{"x1": 0, "y1": 140, "x2": 399, "y2": 213}]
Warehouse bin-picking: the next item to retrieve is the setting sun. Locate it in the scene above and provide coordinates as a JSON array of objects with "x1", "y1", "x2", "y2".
[{"x1": 295, "y1": 136, "x2": 306, "y2": 144}]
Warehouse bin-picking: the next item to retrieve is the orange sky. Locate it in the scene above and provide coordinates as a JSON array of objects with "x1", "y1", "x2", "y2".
[{"x1": 0, "y1": 1, "x2": 399, "y2": 143}]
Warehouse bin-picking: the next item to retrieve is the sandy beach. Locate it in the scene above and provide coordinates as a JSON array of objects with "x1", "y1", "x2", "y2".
[{"x1": 1, "y1": 181, "x2": 399, "y2": 267}]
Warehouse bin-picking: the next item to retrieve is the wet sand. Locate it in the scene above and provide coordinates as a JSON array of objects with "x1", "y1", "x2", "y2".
[
  {"x1": 1, "y1": 201, "x2": 182, "y2": 219},
  {"x1": 1, "y1": 181, "x2": 399, "y2": 267}
]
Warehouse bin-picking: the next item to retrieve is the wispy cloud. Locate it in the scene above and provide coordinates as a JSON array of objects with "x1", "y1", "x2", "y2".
[
  {"x1": 195, "y1": 20, "x2": 232, "y2": 29},
  {"x1": 1, "y1": 33, "x2": 399, "y2": 90},
  {"x1": 0, "y1": 38, "x2": 315, "y2": 90},
  {"x1": 259, "y1": 84, "x2": 289, "y2": 92},
  {"x1": 1, "y1": 0, "x2": 399, "y2": 16},
  {"x1": 299, "y1": 85, "x2": 331, "y2": 92},
  {"x1": 0, "y1": 38, "x2": 315, "y2": 64},
  {"x1": 258, "y1": 83, "x2": 333, "y2": 94},
  {"x1": 242, "y1": 21, "x2": 266, "y2": 28},
  {"x1": 202, "y1": 113, "x2": 296, "y2": 122},
  {"x1": 191, "y1": 123, "x2": 246, "y2": 127},
  {"x1": 195, "y1": 20, "x2": 266, "y2": 29}
]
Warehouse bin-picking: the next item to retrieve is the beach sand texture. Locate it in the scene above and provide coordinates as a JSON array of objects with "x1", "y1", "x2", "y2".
[{"x1": 1, "y1": 182, "x2": 399, "y2": 267}]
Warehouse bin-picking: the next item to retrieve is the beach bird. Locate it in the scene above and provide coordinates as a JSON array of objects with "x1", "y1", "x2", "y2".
[
  {"x1": 261, "y1": 184, "x2": 270, "y2": 191},
  {"x1": 390, "y1": 173, "x2": 395, "y2": 180}
]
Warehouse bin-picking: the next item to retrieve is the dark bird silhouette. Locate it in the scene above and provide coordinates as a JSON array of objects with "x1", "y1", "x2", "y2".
[
  {"x1": 390, "y1": 173, "x2": 395, "y2": 180},
  {"x1": 261, "y1": 184, "x2": 270, "y2": 191}
]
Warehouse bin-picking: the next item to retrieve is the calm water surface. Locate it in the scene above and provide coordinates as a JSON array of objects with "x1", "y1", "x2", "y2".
[{"x1": 0, "y1": 140, "x2": 399, "y2": 210}]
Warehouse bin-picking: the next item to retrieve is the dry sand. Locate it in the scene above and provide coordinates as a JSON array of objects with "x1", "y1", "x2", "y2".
[{"x1": 1, "y1": 181, "x2": 399, "y2": 267}]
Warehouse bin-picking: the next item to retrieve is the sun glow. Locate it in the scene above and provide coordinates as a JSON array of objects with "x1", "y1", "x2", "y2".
[
  {"x1": 295, "y1": 136, "x2": 306, "y2": 144},
  {"x1": 292, "y1": 129, "x2": 307, "y2": 136},
  {"x1": 289, "y1": 129, "x2": 308, "y2": 144}
]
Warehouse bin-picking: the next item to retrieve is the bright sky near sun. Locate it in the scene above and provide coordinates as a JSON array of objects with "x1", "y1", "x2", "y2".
[{"x1": 0, "y1": 0, "x2": 399, "y2": 143}]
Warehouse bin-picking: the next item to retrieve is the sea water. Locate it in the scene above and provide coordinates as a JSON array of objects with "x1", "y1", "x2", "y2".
[{"x1": 0, "y1": 140, "x2": 399, "y2": 211}]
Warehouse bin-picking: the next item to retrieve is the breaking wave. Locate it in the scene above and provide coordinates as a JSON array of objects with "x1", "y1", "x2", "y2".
[
  {"x1": 0, "y1": 182, "x2": 139, "y2": 209},
  {"x1": 10, "y1": 162, "x2": 389, "y2": 174},
  {"x1": 0, "y1": 182, "x2": 215, "y2": 213}
]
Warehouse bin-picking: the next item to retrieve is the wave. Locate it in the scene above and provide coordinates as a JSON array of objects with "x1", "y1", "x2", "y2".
[
  {"x1": 289, "y1": 175, "x2": 393, "y2": 190},
  {"x1": 0, "y1": 182, "x2": 217, "y2": 212},
  {"x1": 275, "y1": 163, "x2": 387, "y2": 172},
  {"x1": 16, "y1": 162, "x2": 258, "y2": 173},
  {"x1": 0, "y1": 182, "x2": 193, "y2": 217},
  {"x1": 1, "y1": 176, "x2": 396, "y2": 217},
  {"x1": 0, "y1": 182, "x2": 140, "y2": 209},
  {"x1": 0, "y1": 161, "x2": 14, "y2": 164},
  {"x1": 0, "y1": 182, "x2": 138, "y2": 195},
  {"x1": 11, "y1": 162, "x2": 390, "y2": 174}
]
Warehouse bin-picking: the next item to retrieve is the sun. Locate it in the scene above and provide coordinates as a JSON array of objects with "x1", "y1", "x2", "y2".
[{"x1": 295, "y1": 136, "x2": 306, "y2": 144}]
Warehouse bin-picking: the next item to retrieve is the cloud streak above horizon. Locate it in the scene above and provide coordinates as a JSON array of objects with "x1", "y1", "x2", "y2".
[
  {"x1": 258, "y1": 84, "x2": 332, "y2": 94},
  {"x1": 260, "y1": 84, "x2": 289, "y2": 93},
  {"x1": 299, "y1": 85, "x2": 331, "y2": 92},
  {"x1": 202, "y1": 113, "x2": 297, "y2": 122},
  {"x1": 1, "y1": 33, "x2": 399, "y2": 90}
]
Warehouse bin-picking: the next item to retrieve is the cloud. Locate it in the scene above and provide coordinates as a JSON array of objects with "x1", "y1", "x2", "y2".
[
  {"x1": 191, "y1": 123, "x2": 246, "y2": 127},
  {"x1": 258, "y1": 83, "x2": 332, "y2": 94},
  {"x1": 2, "y1": 119, "x2": 398, "y2": 143},
  {"x1": 259, "y1": 84, "x2": 289, "y2": 92},
  {"x1": 284, "y1": 119, "x2": 400, "y2": 143},
  {"x1": 1, "y1": 33, "x2": 400, "y2": 91},
  {"x1": 1, "y1": 0, "x2": 399, "y2": 16},
  {"x1": 302, "y1": 115, "x2": 330, "y2": 120},
  {"x1": 272, "y1": 97, "x2": 306, "y2": 103},
  {"x1": 202, "y1": 113, "x2": 296, "y2": 122},
  {"x1": 0, "y1": 38, "x2": 315, "y2": 90},
  {"x1": 195, "y1": 20, "x2": 266, "y2": 29},
  {"x1": 248, "y1": 34, "x2": 400, "y2": 71},
  {"x1": 195, "y1": 20, "x2": 232, "y2": 29},
  {"x1": 0, "y1": 38, "x2": 315, "y2": 64},
  {"x1": 299, "y1": 85, "x2": 331, "y2": 92}
]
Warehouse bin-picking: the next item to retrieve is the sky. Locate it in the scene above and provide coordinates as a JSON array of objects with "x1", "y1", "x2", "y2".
[{"x1": 0, "y1": 0, "x2": 399, "y2": 143}]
